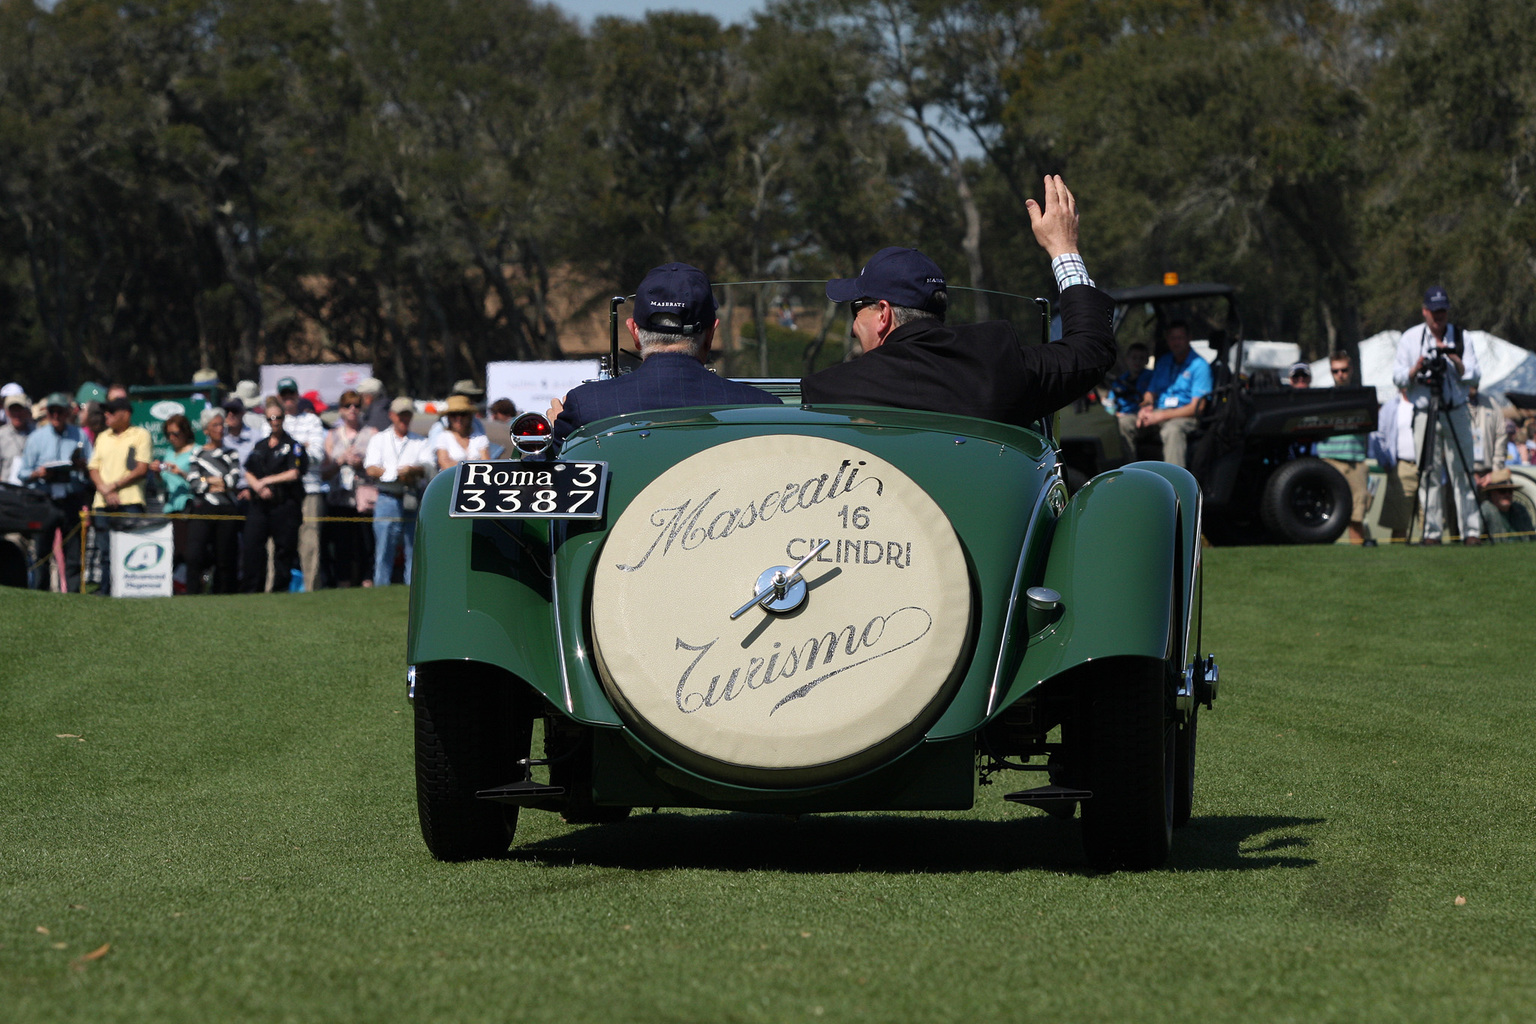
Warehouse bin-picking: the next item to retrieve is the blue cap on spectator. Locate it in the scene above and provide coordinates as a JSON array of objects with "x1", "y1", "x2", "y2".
[
  {"x1": 826, "y1": 247, "x2": 947, "y2": 314},
  {"x1": 1424, "y1": 286, "x2": 1450, "y2": 311},
  {"x1": 633, "y1": 263, "x2": 717, "y2": 336}
]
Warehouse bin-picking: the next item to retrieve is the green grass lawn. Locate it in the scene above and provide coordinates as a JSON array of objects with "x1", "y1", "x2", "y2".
[{"x1": 3, "y1": 545, "x2": 1535, "y2": 1022}]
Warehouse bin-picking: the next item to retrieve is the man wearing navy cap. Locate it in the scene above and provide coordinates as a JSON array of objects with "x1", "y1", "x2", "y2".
[
  {"x1": 800, "y1": 175, "x2": 1115, "y2": 427},
  {"x1": 548, "y1": 263, "x2": 777, "y2": 443},
  {"x1": 1391, "y1": 285, "x2": 1481, "y2": 544}
]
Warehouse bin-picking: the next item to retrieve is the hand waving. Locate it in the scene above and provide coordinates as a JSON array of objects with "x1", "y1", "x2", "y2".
[{"x1": 1025, "y1": 175, "x2": 1080, "y2": 259}]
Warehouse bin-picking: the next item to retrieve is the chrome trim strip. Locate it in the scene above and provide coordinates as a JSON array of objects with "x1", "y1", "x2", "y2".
[
  {"x1": 548, "y1": 521, "x2": 576, "y2": 715},
  {"x1": 985, "y1": 462, "x2": 1065, "y2": 716}
]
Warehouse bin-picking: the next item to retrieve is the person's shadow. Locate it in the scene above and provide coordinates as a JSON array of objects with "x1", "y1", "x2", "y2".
[{"x1": 509, "y1": 811, "x2": 1323, "y2": 874}]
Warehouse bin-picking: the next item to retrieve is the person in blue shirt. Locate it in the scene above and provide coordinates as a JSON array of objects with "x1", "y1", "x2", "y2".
[
  {"x1": 1134, "y1": 322, "x2": 1213, "y2": 468},
  {"x1": 1111, "y1": 342, "x2": 1150, "y2": 461},
  {"x1": 16, "y1": 393, "x2": 93, "y2": 592}
]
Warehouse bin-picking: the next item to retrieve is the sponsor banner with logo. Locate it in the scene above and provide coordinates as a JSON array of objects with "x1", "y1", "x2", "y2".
[
  {"x1": 259, "y1": 364, "x2": 373, "y2": 406},
  {"x1": 485, "y1": 360, "x2": 601, "y2": 421},
  {"x1": 131, "y1": 398, "x2": 211, "y2": 458},
  {"x1": 111, "y1": 523, "x2": 175, "y2": 598}
]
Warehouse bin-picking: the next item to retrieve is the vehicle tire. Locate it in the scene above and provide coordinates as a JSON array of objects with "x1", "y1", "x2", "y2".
[
  {"x1": 1173, "y1": 707, "x2": 1197, "y2": 828},
  {"x1": 0, "y1": 538, "x2": 26, "y2": 588},
  {"x1": 414, "y1": 669, "x2": 529, "y2": 862},
  {"x1": 1077, "y1": 659, "x2": 1175, "y2": 871},
  {"x1": 1259, "y1": 457, "x2": 1350, "y2": 544}
]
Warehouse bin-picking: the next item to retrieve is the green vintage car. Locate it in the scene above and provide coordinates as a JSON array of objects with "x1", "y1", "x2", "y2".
[{"x1": 407, "y1": 292, "x2": 1218, "y2": 871}]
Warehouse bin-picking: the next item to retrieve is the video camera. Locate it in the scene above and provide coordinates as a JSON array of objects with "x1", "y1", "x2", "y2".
[{"x1": 1416, "y1": 347, "x2": 1453, "y2": 388}]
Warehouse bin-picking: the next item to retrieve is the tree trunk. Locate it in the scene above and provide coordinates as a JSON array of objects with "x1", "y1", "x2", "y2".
[{"x1": 211, "y1": 218, "x2": 262, "y2": 378}]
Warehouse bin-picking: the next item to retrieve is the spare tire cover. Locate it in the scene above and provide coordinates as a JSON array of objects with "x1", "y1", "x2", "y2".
[{"x1": 591, "y1": 434, "x2": 972, "y2": 783}]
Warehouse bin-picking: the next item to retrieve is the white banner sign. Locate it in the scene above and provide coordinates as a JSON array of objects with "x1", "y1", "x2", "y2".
[
  {"x1": 485, "y1": 360, "x2": 602, "y2": 420},
  {"x1": 110, "y1": 522, "x2": 175, "y2": 598},
  {"x1": 260, "y1": 364, "x2": 373, "y2": 405}
]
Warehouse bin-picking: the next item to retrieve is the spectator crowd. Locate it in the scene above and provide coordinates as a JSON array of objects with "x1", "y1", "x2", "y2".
[
  {"x1": 0, "y1": 375, "x2": 519, "y2": 594},
  {"x1": 3, "y1": 278, "x2": 1535, "y2": 599}
]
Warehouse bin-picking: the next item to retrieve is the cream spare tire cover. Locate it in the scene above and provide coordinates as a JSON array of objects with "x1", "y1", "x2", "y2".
[{"x1": 591, "y1": 435, "x2": 972, "y2": 785}]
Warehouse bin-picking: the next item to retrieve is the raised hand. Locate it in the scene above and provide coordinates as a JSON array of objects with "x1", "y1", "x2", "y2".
[{"x1": 1025, "y1": 174, "x2": 1080, "y2": 259}]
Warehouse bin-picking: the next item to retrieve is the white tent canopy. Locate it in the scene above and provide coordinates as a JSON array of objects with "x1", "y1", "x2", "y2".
[{"x1": 1308, "y1": 330, "x2": 1536, "y2": 404}]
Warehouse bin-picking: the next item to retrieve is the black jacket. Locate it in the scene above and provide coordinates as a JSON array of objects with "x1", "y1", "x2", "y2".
[
  {"x1": 243, "y1": 436, "x2": 309, "y2": 505},
  {"x1": 554, "y1": 352, "x2": 779, "y2": 442},
  {"x1": 799, "y1": 283, "x2": 1116, "y2": 427}
]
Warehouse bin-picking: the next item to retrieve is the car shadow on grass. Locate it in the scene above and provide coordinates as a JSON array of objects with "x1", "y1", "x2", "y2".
[{"x1": 508, "y1": 811, "x2": 1323, "y2": 874}]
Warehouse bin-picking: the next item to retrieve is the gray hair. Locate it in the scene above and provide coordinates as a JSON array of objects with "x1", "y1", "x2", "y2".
[
  {"x1": 890, "y1": 304, "x2": 943, "y2": 328},
  {"x1": 637, "y1": 315, "x2": 707, "y2": 358}
]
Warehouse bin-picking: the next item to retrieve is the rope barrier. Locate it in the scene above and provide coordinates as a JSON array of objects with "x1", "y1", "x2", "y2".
[{"x1": 88, "y1": 510, "x2": 414, "y2": 523}]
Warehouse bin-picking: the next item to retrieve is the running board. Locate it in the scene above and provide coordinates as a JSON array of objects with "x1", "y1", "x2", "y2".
[
  {"x1": 1004, "y1": 785, "x2": 1092, "y2": 804},
  {"x1": 476, "y1": 780, "x2": 566, "y2": 808}
]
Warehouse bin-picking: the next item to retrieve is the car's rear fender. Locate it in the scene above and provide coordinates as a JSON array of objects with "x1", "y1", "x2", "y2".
[
  {"x1": 986, "y1": 464, "x2": 1195, "y2": 716},
  {"x1": 407, "y1": 471, "x2": 623, "y2": 725}
]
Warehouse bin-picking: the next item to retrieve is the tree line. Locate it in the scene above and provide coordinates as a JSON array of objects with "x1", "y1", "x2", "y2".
[{"x1": 1, "y1": 0, "x2": 1532, "y2": 396}]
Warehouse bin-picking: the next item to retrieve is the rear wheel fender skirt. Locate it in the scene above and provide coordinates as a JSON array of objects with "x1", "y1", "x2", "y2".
[{"x1": 992, "y1": 467, "x2": 1184, "y2": 713}]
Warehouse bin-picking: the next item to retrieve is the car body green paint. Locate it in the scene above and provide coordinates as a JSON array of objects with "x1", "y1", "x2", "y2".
[{"x1": 408, "y1": 400, "x2": 1206, "y2": 810}]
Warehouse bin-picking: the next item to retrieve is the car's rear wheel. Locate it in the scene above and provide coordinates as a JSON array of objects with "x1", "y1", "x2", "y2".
[
  {"x1": 414, "y1": 668, "x2": 529, "y2": 861},
  {"x1": 1260, "y1": 457, "x2": 1350, "y2": 544},
  {"x1": 1077, "y1": 659, "x2": 1175, "y2": 871}
]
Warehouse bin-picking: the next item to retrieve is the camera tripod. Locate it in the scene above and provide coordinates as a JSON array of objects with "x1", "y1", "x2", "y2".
[{"x1": 1407, "y1": 381, "x2": 1480, "y2": 545}]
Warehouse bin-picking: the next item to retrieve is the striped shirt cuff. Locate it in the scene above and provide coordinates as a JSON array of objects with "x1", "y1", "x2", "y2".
[{"x1": 1051, "y1": 252, "x2": 1095, "y2": 291}]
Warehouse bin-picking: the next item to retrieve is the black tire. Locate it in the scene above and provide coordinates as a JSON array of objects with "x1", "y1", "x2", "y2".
[
  {"x1": 1173, "y1": 707, "x2": 1197, "y2": 828},
  {"x1": 0, "y1": 539, "x2": 26, "y2": 588},
  {"x1": 414, "y1": 669, "x2": 530, "y2": 861},
  {"x1": 1259, "y1": 457, "x2": 1350, "y2": 544},
  {"x1": 1077, "y1": 659, "x2": 1175, "y2": 871}
]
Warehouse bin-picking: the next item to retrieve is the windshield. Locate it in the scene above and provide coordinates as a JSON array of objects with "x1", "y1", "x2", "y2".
[{"x1": 604, "y1": 280, "x2": 1053, "y2": 380}]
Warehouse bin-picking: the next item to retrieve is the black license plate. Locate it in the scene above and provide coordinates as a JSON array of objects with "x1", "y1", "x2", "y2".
[{"x1": 449, "y1": 461, "x2": 609, "y2": 519}]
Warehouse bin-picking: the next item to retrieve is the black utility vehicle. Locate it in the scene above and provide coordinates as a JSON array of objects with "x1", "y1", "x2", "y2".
[
  {"x1": 1058, "y1": 281, "x2": 1378, "y2": 544},
  {"x1": 0, "y1": 483, "x2": 60, "y2": 587}
]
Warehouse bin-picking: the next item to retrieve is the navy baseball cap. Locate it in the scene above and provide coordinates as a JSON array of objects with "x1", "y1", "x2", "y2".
[
  {"x1": 1424, "y1": 286, "x2": 1450, "y2": 311},
  {"x1": 633, "y1": 263, "x2": 717, "y2": 336},
  {"x1": 826, "y1": 247, "x2": 947, "y2": 314}
]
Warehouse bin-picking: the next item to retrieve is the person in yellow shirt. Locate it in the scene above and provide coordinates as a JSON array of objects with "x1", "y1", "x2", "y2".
[{"x1": 87, "y1": 397, "x2": 154, "y2": 594}]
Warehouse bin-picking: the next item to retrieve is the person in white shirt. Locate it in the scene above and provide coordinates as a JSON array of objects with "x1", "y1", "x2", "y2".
[
  {"x1": 1391, "y1": 286, "x2": 1481, "y2": 544},
  {"x1": 434, "y1": 394, "x2": 490, "y2": 469},
  {"x1": 1376, "y1": 389, "x2": 1419, "y2": 541},
  {"x1": 364, "y1": 397, "x2": 434, "y2": 586}
]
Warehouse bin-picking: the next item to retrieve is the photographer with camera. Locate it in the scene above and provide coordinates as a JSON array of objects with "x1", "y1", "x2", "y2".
[{"x1": 1391, "y1": 286, "x2": 1481, "y2": 545}]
